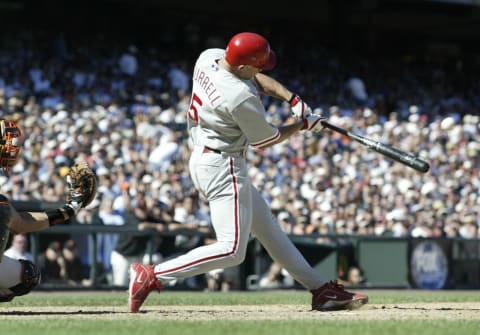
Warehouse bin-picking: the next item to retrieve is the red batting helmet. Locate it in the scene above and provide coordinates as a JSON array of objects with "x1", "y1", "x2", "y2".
[
  {"x1": 225, "y1": 32, "x2": 276, "y2": 71},
  {"x1": 0, "y1": 119, "x2": 22, "y2": 176}
]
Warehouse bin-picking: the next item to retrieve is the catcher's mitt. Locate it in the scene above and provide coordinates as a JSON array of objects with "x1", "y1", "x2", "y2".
[
  {"x1": 0, "y1": 119, "x2": 22, "y2": 176},
  {"x1": 66, "y1": 161, "x2": 97, "y2": 208}
]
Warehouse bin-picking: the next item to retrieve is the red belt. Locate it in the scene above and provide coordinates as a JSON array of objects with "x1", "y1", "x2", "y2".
[{"x1": 203, "y1": 146, "x2": 222, "y2": 154}]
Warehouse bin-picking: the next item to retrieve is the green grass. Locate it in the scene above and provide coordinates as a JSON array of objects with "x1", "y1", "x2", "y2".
[
  {"x1": 1, "y1": 290, "x2": 479, "y2": 335},
  {"x1": 3, "y1": 320, "x2": 480, "y2": 335},
  {"x1": 4, "y1": 289, "x2": 480, "y2": 306}
]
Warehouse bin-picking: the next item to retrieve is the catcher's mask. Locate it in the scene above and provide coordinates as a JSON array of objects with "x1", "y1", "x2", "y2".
[{"x1": 0, "y1": 119, "x2": 22, "y2": 176}]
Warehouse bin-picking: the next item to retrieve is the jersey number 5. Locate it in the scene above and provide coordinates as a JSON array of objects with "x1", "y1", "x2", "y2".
[{"x1": 187, "y1": 93, "x2": 202, "y2": 122}]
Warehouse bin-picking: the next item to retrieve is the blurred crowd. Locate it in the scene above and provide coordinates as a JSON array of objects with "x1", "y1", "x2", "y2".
[{"x1": 0, "y1": 29, "x2": 479, "y2": 287}]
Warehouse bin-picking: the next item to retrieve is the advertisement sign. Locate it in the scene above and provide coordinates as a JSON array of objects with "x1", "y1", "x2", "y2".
[{"x1": 410, "y1": 241, "x2": 448, "y2": 289}]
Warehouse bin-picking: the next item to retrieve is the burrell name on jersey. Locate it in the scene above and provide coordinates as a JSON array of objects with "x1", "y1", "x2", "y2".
[{"x1": 193, "y1": 66, "x2": 221, "y2": 105}]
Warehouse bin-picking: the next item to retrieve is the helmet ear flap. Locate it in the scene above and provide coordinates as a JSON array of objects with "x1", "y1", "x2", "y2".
[{"x1": 0, "y1": 120, "x2": 22, "y2": 176}]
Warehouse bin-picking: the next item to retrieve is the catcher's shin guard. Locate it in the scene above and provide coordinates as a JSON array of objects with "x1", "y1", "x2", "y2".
[
  {"x1": 8, "y1": 259, "x2": 41, "y2": 297},
  {"x1": 0, "y1": 194, "x2": 12, "y2": 259}
]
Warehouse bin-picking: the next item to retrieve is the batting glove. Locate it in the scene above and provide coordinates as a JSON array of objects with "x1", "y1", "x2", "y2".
[
  {"x1": 301, "y1": 114, "x2": 327, "y2": 132},
  {"x1": 289, "y1": 94, "x2": 312, "y2": 119}
]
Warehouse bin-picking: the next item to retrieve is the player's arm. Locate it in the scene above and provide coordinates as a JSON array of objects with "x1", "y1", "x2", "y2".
[
  {"x1": 234, "y1": 97, "x2": 306, "y2": 149},
  {"x1": 235, "y1": 97, "x2": 326, "y2": 149},
  {"x1": 10, "y1": 201, "x2": 88, "y2": 234},
  {"x1": 9, "y1": 200, "x2": 79, "y2": 234},
  {"x1": 9, "y1": 162, "x2": 97, "y2": 233},
  {"x1": 254, "y1": 73, "x2": 294, "y2": 101},
  {"x1": 9, "y1": 207, "x2": 50, "y2": 234},
  {"x1": 254, "y1": 73, "x2": 312, "y2": 120}
]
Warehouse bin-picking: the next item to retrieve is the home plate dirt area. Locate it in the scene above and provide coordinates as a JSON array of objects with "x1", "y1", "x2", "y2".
[{"x1": 1, "y1": 303, "x2": 480, "y2": 320}]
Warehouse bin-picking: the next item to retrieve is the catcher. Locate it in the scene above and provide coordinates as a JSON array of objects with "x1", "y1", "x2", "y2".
[{"x1": 0, "y1": 119, "x2": 97, "y2": 302}]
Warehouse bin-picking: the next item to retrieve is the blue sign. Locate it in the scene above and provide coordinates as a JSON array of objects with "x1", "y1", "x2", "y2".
[{"x1": 411, "y1": 241, "x2": 448, "y2": 289}]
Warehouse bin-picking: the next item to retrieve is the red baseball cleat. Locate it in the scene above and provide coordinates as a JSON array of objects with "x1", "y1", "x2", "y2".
[
  {"x1": 311, "y1": 280, "x2": 368, "y2": 311},
  {"x1": 128, "y1": 263, "x2": 162, "y2": 313}
]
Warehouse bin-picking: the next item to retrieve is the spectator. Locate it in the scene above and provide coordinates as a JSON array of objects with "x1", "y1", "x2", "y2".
[
  {"x1": 62, "y1": 239, "x2": 87, "y2": 285},
  {"x1": 4, "y1": 234, "x2": 33, "y2": 262},
  {"x1": 258, "y1": 262, "x2": 295, "y2": 289},
  {"x1": 118, "y1": 45, "x2": 139, "y2": 76},
  {"x1": 338, "y1": 266, "x2": 366, "y2": 287},
  {"x1": 205, "y1": 267, "x2": 235, "y2": 292},
  {"x1": 97, "y1": 196, "x2": 126, "y2": 274},
  {"x1": 36, "y1": 241, "x2": 66, "y2": 284}
]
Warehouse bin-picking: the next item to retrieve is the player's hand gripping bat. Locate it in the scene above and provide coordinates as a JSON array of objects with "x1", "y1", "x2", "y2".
[{"x1": 321, "y1": 121, "x2": 430, "y2": 173}]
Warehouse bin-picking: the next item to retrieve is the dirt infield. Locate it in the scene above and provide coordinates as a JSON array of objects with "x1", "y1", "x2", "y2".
[{"x1": 1, "y1": 303, "x2": 479, "y2": 320}]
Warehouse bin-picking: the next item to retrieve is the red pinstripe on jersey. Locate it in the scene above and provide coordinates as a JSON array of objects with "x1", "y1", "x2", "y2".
[
  {"x1": 155, "y1": 157, "x2": 239, "y2": 276},
  {"x1": 250, "y1": 129, "x2": 280, "y2": 149}
]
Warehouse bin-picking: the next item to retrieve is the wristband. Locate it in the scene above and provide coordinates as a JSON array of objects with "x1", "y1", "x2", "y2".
[
  {"x1": 288, "y1": 94, "x2": 299, "y2": 106},
  {"x1": 46, "y1": 205, "x2": 75, "y2": 226},
  {"x1": 301, "y1": 118, "x2": 308, "y2": 130}
]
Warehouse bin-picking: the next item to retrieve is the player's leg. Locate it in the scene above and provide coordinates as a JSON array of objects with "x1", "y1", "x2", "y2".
[
  {"x1": 154, "y1": 154, "x2": 252, "y2": 281},
  {"x1": 0, "y1": 194, "x2": 13, "y2": 257},
  {"x1": 250, "y1": 188, "x2": 367, "y2": 310},
  {"x1": 0, "y1": 195, "x2": 41, "y2": 302},
  {"x1": 0, "y1": 256, "x2": 40, "y2": 302},
  {"x1": 129, "y1": 152, "x2": 252, "y2": 312},
  {"x1": 250, "y1": 187, "x2": 325, "y2": 290},
  {"x1": 0, "y1": 256, "x2": 22, "y2": 290},
  {"x1": 0, "y1": 195, "x2": 17, "y2": 301}
]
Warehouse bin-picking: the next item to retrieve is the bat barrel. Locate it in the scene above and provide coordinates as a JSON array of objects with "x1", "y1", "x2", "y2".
[
  {"x1": 371, "y1": 140, "x2": 430, "y2": 173},
  {"x1": 322, "y1": 121, "x2": 430, "y2": 173}
]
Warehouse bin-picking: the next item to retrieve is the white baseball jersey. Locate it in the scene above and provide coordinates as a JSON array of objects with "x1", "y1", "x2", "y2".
[
  {"x1": 152, "y1": 48, "x2": 325, "y2": 291},
  {"x1": 188, "y1": 48, "x2": 280, "y2": 153}
]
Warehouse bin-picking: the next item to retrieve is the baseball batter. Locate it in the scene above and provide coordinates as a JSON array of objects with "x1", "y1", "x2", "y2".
[{"x1": 129, "y1": 32, "x2": 368, "y2": 312}]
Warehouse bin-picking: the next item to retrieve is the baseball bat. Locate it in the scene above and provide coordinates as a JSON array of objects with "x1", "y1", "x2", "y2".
[{"x1": 321, "y1": 121, "x2": 430, "y2": 173}]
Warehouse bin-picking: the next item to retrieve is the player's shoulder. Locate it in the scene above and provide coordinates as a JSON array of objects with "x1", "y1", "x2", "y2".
[
  {"x1": 195, "y1": 48, "x2": 257, "y2": 109},
  {"x1": 215, "y1": 75, "x2": 257, "y2": 110},
  {"x1": 197, "y1": 48, "x2": 225, "y2": 64}
]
